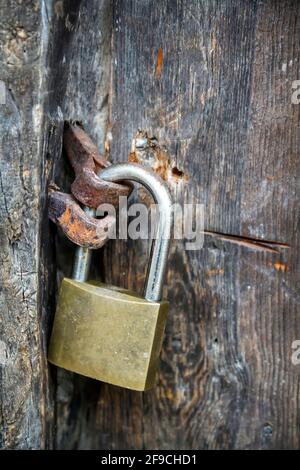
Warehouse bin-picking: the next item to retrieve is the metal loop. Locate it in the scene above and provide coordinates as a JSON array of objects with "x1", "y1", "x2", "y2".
[{"x1": 100, "y1": 163, "x2": 173, "y2": 302}]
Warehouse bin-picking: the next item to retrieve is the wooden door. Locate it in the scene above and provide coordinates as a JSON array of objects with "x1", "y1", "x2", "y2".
[{"x1": 0, "y1": 0, "x2": 299, "y2": 449}]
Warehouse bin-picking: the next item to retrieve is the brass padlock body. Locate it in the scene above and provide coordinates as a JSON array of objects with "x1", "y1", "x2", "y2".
[{"x1": 48, "y1": 279, "x2": 168, "y2": 391}]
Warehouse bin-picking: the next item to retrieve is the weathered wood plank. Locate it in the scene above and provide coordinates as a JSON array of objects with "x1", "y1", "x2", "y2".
[
  {"x1": 99, "y1": 0, "x2": 300, "y2": 450},
  {"x1": 45, "y1": 0, "x2": 114, "y2": 450}
]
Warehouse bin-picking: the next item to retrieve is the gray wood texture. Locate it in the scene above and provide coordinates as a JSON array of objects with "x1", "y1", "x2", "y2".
[
  {"x1": 0, "y1": 0, "x2": 54, "y2": 449},
  {"x1": 0, "y1": 0, "x2": 299, "y2": 450}
]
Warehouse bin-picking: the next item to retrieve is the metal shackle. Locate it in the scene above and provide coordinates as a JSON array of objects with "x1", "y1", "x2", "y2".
[
  {"x1": 72, "y1": 163, "x2": 173, "y2": 302},
  {"x1": 100, "y1": 163, "x2": 173, "y2": 302}
]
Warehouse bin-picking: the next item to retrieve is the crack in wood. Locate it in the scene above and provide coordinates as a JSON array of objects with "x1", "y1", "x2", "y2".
[{"x1": 204, "y1": 230, "x2": 290, "y2": 253}]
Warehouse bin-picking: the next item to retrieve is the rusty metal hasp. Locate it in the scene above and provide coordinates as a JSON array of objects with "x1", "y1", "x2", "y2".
[{"x1": 49, "y1": 123, "x2": 131, "y2": 248}]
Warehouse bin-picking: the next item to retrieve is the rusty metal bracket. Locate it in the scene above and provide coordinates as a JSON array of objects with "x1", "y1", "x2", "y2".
[
  {"x1": 64, "y1": 123, "x2": 131, "y2": 209},
  {"x1": 49, "y1": 189, "x2": 115, "y2": 249},
  {"x1": 49, "y1": 123, "x2": 130, "y2": 248}
]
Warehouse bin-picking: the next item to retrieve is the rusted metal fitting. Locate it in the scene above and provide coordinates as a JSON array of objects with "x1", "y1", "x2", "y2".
[
  {"x1": 48, "y1": 188, "x2": 115, "y2": 249},
  {"x1": 64, "y1": 123, "x2": 131, "y2": 209},
  {"x1": 48, "y1": 123, "x2": 132, "y2": 248}
]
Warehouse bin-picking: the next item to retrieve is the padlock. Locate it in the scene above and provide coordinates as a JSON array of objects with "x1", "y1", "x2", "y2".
[{"x1": 48, "y1": 163, "x2": 173, "y2": 391}]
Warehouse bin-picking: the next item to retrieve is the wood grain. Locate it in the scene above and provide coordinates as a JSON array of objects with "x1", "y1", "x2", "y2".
[{"x1": 101, "y1": 0, "x2": 300, "y2": 449}]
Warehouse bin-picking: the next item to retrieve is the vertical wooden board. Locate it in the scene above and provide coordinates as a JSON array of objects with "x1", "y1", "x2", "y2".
[
  {"x1": 98, "y1": 0, "x2": 300, "y2": 449},
  {"x1": 0, "y1": 0, "x2": 54, "y2": 448},
  {"x1": 2, "y1": 0, "x2": 298, "y2": 450},
  {"x1": 237, "y1": 1, "x2": 300, "y2": 449},
  {"x1": 45, "y1": 0, "x2": 115, "y2": 450}
]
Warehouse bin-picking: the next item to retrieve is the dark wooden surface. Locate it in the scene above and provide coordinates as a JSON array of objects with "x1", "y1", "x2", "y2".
[
  {"x1": 103, "y1": 0, "x2": 300, "y2": 450},
  {"x1": 1, "y1": 0, "x2": 300, "y2": 449},
  {"x1": 0, "y1": 0, "x2": 55, "y2": 448}
]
